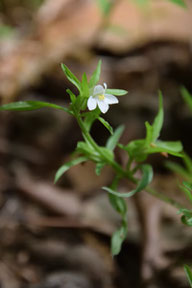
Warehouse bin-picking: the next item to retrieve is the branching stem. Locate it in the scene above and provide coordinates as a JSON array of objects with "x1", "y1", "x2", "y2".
[{"x1": 75, "y1": 109, "x2": 184, "y2": 211}]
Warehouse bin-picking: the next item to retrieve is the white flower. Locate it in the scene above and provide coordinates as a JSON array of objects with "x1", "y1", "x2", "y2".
[{"x1": 87, "y1": 83, "x2": 118, "y2": 114}]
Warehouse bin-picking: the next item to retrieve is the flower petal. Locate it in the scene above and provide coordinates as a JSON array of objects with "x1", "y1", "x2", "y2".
[
  {"x1": 98, "y1": 100, "x2": 109, "y2": 113},
  {"x1": 104, "y1": 94, "x2": 119, "y2": 104},
  {"x1": 87, "y1": 96, "x2": 97, "y2": 110},
  {"x1": 103, "y1": 83, "x2": 107, "y2": 90},
  {"x1": 94, "y1": 85, "x2": 104, "y2": 95}
]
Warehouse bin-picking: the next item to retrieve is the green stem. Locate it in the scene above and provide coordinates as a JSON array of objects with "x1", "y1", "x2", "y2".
[
  {"x1": 126, "y1": 156, "x2": 133, "y2": 171},
  {"x1": 74, "y1": 110, "x2": 183, "y2": 211},
  {"x1": 75, "y1": 112, "x2": 135, "y2": 181}
]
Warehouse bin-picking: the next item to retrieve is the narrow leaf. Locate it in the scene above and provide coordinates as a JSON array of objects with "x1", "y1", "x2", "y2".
[
  {"x1": 76, "y1": 142, "x2": 99, "y2": 162},
  {"x1": 98, "y1": 116, "x2": 113, "y2": 135},
  {"x1": 184, "y1": 265, "x2": 192, "y2": 288},
  {"x1": 148, "y1": 140, "x2": 183, "y2": 157},
  {"x1": 109, "y1": 193, "x2": 127, "y2": 216},
  {"x1": 181, "y1": 87, "x2": 192, "y2": 113},
  {"x1": 81, "y1": 73, "x2": 89, "y2": 98},
  {"x1": 106, "y1": 125, "x2": 125, "y2": 151},
  {"x1": 152, "y1": 91, "x2": 164, "y2": 142},
  {"x1": 99, "y1": 147, "x2": 114, "y2": 161},
  {"x1": 182, "y1": 182, "x2": 192, "y2": 203},
  {"x1": 145, "y1": 121, "x2": 153, "y2": 145},
  {"x1": 103, "y1": 164, "x2": 153, "y2": 197},
  {"x1": 66, "y1": 89, "x2": 76, "y2": 104},
  {"x1": 61, "y1": 63, "x2": 81, "y2": 91},
  {"x1": 111, "y1": 225, "x2": 127, "y2": 256},
  {"x1": 183, "y1": 153, "x2": 192, "y2": 174},
  {"x1": 54, "y1": 157, "x2": 88, "y2": 183},
  {"x1": 106, "y1": 89, "x2": 128, "y2": 96},
  {"x1": 89, "y1": 60, "x2": 101, "y2": 88},
  {"x1": 0, "y1": 101, "x2": 71, "y2": 113}
]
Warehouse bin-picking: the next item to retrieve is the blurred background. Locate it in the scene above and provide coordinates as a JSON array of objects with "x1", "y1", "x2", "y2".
[{"x1": 0, "y1": 0, "x2": 192, "y2": 287}]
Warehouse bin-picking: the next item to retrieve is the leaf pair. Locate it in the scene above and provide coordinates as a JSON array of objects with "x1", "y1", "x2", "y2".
[
  {"x1": 95, "y1": 125, "x2": 125, "y2": 175},
  {"x1": 103, "y1": 164, "x2": 153, "y2": 198},
  {"x1": 120, "y1": 93, "x2": 183, "y2": 162},
  {"x1": 106, "y1": 161, "x2": 153, "y2": 256},
  {"x1": 54, "y1": 125, "x2": 124, "y2": 182},
  {"x1": 61, "y1": 61, "x2": 102, "y2": 111},
  {"x1": 62, "y1": 60, "x2": 101, "y2": 93}
]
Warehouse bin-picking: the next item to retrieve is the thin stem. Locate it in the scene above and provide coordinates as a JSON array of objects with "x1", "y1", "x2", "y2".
[
  {"x1": 74, "y1": 110, "x2": 184, "y2": 211},
  {"x1": 75, "y1": 112, "x2": 135, "y2": 181},
  {"x1": 126, "y1": 156, "x2": 133, "y2": 171}
]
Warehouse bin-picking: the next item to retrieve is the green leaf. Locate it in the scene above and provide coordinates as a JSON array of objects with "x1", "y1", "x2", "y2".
[
  {"x1": 182, "y1": 182, "x2": 192, "y2": 203},
  {"x1": 81, "y1": 73, "x2": 89, "y2": 98},
  {"x1": 74, "y1": 95, "x2": 87, "y2": 111},
  {"x1": 179, "y1": 208, "x2": 192, "y2": 226},
  {"x1": 66, "y1": 89, "x2": 76, "y2": 104},
  {"x1": 151, "y1": 91, "x2": 164, "y2": 142},
  {"x1": 98, "y1": 116, "x2": 113, "y2": 135},
  {"x1": 183, "y1": 153, "x2": 192, "y2": 174},
  {"x1": 122, "y1": 139, "x2": 147, "y2": 162},
  {"x1": 145, "y1": 121, "x2": 153, "y2": 146},
  {"x1": 61, "y1": 63, "x2": 81, "y2": 91},
  {"x1": 54, "y1": 156, "x2": 88, "y2": 183},
  {"x1": 181, "y1": 87, "x2": 192, "y2": 113},
  {"x1": 147, "y1": 140, "x2": 183, "y2": 157},
  {"x1": 111, "y1": 224, "x2": 127, "y2": 256},
  {"x1": 99, "y1": 147, "x2": 114, "y2": 162},
  {"x1": 0, "y1": 101, "x2": 71, "y2": 113},
  {"x1": 106, "y1": 125, "x2": 125, "y2": 151},
  {"x1": 169, "y1": 0, "x2": 186, "y2": 7},
  {"x1": 83, "y1": 109, "x2": 100, "y2": 132},
  {"x1": 181, "y1": 214, "x2": 192, "y2": 226},
  {"x1": 103, "y1": 164, "x2": 153, "y2": 198},
  {"x1": 109, "y1": 193, "x2": 127, "y2": 216},
  {"x1": 184, "y1": 265, "x2": 192, "y2": 288},
  {"x1": 76, "y1": 142, "x2": 99, "y2": 161},
  {"x1": 89, "y1": 60, "x2": 101, "y2": 88},
  {"x1": 95, "y1": 162, "x2": 106, "y2": 175},
  {"x1": 106, "y1": 89, "x2": 128, "y2": 96}
]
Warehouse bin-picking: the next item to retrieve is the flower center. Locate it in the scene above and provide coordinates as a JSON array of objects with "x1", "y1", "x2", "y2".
[{"x1": 98, "y1": 94, "x2": 105, "y2": 100}]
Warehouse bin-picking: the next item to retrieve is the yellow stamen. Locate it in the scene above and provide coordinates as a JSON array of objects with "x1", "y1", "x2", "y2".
[{"x1": 98, "y1": 94, "x2": 105, "y2": 100}]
